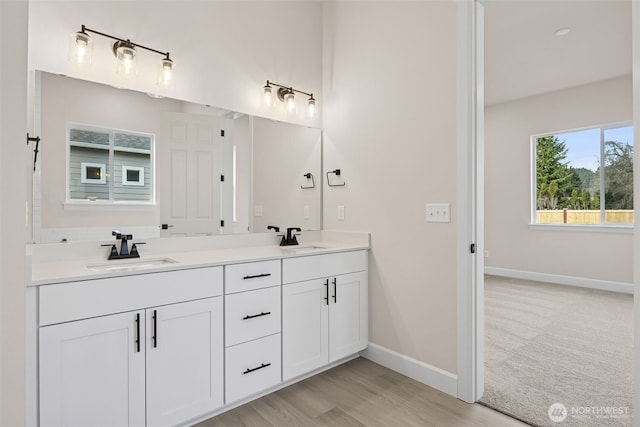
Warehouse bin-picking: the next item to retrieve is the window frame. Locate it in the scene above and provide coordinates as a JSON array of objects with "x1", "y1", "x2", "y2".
[
  {"x1": 66, "y1": 123, "x2": 156, "y2": 207},
  {"x1": 530, "y1": 121, "x2": 633, "y2": 231}
]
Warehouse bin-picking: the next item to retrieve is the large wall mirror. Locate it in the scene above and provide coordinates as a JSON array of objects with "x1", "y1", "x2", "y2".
[{"x1": 33, "y1": 71, "x2": 322, "y2": 243}]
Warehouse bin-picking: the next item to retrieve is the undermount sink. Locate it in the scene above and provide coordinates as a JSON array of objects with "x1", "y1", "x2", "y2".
[
  {"x1": 281, "y1": 245, "x2": 329, "y2": 255},
  {"x1": 87, "y1": 257, "x2": 178, "y2": 272}
]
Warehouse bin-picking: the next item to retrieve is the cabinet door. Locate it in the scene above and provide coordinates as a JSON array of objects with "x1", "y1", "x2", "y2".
[
  {"x1": 329, "y1": 271, "x2": 368, "y2": 362},
  {"x1": 146, "y1": 297, "x2": 223, "y2": 427},
  {"x1": 282, "y1": 278, "x2": 329, "y2": 381},
  {"x1": 39, "y1": 311, "x2": 145, "y2": 427}
]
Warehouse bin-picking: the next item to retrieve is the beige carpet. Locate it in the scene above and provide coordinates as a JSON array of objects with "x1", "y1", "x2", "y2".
[{"x1": 481, "y1": 275, "x2": 633, "y2": 427}]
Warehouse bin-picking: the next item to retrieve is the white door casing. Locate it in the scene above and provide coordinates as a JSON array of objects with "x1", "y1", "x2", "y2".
[{"x1": 456, "y1": 0, "x2": 484, "y2": 403}]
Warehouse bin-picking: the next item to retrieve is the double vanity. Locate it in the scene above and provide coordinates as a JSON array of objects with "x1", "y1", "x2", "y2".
[{"x1": 25, "y1": 230, "x2": 369, "y2": 427}]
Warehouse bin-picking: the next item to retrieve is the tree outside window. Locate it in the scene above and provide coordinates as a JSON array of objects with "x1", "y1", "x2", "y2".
[{"x1": 534, "y1": 124, "x2": 633, "y2": 225}]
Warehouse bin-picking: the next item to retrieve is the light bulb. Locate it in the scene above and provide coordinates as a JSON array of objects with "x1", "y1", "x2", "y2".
[
  {"x1": 115, "y1": 42, "x2": 137, "y2": 77},
  {"x1": 263, "y1": 83, "x2": 274, "y2": 108},
  {"x1": 157, "y1": 57, "x2": 175, "y2": 88},
  {"x1": 307, "y1": 96, "x2": 316, "y2": 119},
  {"x1": 284, "y1": 91, "x2": 296, "y2": 114},
  {"x1": 69, "y1": 30, "x2": 93, "y2": 65}
]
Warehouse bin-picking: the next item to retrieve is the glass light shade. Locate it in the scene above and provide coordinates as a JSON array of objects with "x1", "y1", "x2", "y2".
[
  {"x1": 263, "y1": 84, "x2": 274, "y2": 108},
  {"x1": 307, "y1": 97, "x2": 317, "y2": 119},
  {"x1": 68, "y1": 31, "x2": 93, "y2": 65},
  {"x1": 284, "y1": 91, "x2": 296, "y2": 114},
  {"x1": 157, "y1": 57, "x2": 175, "y2": 88},
  {"x1": 116, "y1": 43, "x2": 137, "y2": 77}
]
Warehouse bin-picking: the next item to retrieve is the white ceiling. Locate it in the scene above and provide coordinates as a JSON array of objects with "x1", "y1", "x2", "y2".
[{"x1": 484, "y1": 0, "x2": 632, "y2": 106}]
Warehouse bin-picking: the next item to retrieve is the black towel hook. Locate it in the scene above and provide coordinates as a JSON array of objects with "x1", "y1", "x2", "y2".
[{"x1": 27, "y1": 133, "x2": 41, "y2": 172}]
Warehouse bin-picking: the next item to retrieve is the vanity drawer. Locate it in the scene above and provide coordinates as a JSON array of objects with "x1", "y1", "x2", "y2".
[
  {"x1": 282, "y1": 250, "x2": 367, "y2": 284},
  {"x1": 225, "y1": 286, "x2": 281, "y2": 347},
  {"x1": 225, "y1": 260, "x2": 281, "y2": 294},
  {"x1": 225, "y1": 333, "x2": 281, "y2": 403},
  {"x1": 39, "y1": 267, "x2": 223, "y2": 326}
]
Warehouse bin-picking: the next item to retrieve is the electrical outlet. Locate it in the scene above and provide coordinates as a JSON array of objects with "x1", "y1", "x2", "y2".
[
  {"x1": 338, "y1": 205, "x2": 345, "y2": 221},
  {"x1": 426, "y1": 203, "x2": 450, "y2": 223},
  {"x1": 484, "y1": 250, "x2": 490, "y2": 258},
  {"x1": 303, "y1": 205, "x2": 310, "y2": 219},
  {"x1": 254, "y1": 205, "x2": 263, "y2": 217}
]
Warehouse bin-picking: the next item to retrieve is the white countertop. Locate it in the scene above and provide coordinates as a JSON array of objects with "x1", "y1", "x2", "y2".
[{"x1": 28, "y1": 231, "x2": 370, "y2": 286}]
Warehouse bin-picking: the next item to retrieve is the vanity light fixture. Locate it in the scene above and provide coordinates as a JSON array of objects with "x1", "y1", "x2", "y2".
[
  {"x1": 263, "y1": 80, "x2": 317, "y2": 119},
  {"x1": 69, "y1": 25, "x2": 175, "y2": 87}
]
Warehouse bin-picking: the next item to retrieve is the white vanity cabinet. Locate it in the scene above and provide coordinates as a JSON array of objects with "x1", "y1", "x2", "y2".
[
  {"x1": 38, "y1": 267, "x2": 224, "y2": 427},
  {"x1": 282, "y1": 250, "x2": 368, "y2": 381},
  {"x1": 224, "y1": 260, "x2": 282, "y2": 403}
]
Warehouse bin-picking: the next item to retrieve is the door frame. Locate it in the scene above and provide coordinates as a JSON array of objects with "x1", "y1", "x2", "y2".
[
  {"x1": 459, "y1": 1, "x2": 640, "y2": 415},
  {"x1": 632, "y1": 2, "x2": 640, "y2": 425},
  {"x1": 456, "y1": 0, "x2": 484, "y2": 403}
]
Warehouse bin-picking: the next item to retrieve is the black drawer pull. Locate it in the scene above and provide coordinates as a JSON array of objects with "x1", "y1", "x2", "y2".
[
  {"x1": 243, "y1": 273, "x2": 271, "y2": 280},
  {"x1": 243, "y1": 362, "x2": 271, "y2": 375},
  {"x1": 135, "y1": 313, "x2": 141, "y2": 353},
  {"x1": 242, "y1": 311, "x2": 272, "y2": 320},
  {"x1": 152, "y1": 310, "x2": 158, "y2": 348},
  {"x1": 324, "y1": 279, "x2": 329, "y2": 305}
]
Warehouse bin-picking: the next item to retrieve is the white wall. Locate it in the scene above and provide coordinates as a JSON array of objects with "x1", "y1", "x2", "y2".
[
  {"x1": 252, "y1": 117, "x2": 321, "y2": 233},
  {"x1": 0, "y1": 1, "x2": 28, "y2": 425},
  {"x1": 322, "y1": 1, "x2": 459, "y2": 375},
  {"x1": 28, "y1": 1, "x2": 322, "y2": 128},
  {"x1": 485, "y1": 75, "x2": 633, "y2": 284}
]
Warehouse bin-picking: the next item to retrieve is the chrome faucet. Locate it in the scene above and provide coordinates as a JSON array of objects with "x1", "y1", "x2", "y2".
[{"x1": 279, "y1": 227, "x2": 301, "y2": 246}]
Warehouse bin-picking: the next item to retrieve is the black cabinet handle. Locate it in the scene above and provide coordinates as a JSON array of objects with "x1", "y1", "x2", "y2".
[
  {"x1": 332, "y1": 278, "x2": 337, "y2": 303},
  {"x1": 135, "y1": 313, "x2": 141, "y2": 353},
  {"x1": 242, "y1": 311, "x2": 271, "y2": 320},
  {"x1": 324, "y1": 279, "x2": 329, "y2": 305},
  {"x1": 243, "y1": 273, "x2": 271, "y2": 280},
  {"x1": 152, "y1": 310, "x2": 157, "y2": 348},
  {"x1": 243, "y1": 362, "x2": 271, "y2": 375}
]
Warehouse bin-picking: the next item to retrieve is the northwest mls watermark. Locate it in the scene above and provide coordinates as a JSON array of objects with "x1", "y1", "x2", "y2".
[{"x1": 548, "y1": 402, "x2": 630, "y2": 423}]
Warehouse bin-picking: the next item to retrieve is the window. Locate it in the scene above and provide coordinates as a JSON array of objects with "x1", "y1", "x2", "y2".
[
  {"x1": 68, "y1": 124, "x2": 154, "y2": 204},
  {"x1": 80, "y1": 162, "x2": 106, "y2": 184},
  {"x1": 533, "y1": 124, "x2": 633, "y2": 225},
  {"x1": 122, "y1": 166, "x2": 145, "y2": 186}
]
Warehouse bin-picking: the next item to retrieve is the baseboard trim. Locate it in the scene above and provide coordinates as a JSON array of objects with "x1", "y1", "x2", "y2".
[
  {"x1": 360, "y1": 342, "x2": 458, "y2": 398},
  {"x1": 484, "y1": 267, "x2": 633, "y2": 294}
]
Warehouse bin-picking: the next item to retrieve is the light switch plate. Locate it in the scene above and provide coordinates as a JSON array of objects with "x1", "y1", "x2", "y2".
[
  {"x1": 254, "y1": 205, "x2": 263, "y2": 217},
  {"x1": 338, "y1": 205, "x2": 345, "y2": 221},
  {"x1": 426, "y1": 203, "x2": 450, "y2": 223},
  {"x1": 303, "y1": 205, "x2": 310, "y2": 219}
]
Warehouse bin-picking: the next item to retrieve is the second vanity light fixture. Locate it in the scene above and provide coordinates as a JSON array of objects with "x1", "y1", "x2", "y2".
[
  {"x1": 69, "y1": 25, "x2": 176, "y2": 88},
  {"x1": 263, "y1": 80, "x2": 317, "y2": 119}
]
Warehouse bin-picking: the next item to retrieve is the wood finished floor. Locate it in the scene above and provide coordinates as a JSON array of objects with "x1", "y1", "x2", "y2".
[{"x1": 195, "y1": 357, "x2": 528, "y2": 427}]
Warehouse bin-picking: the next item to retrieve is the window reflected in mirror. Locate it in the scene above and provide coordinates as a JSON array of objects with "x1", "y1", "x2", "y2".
[{"x1": 68, "y1": 124, "x2": 154, "y2": 203}]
